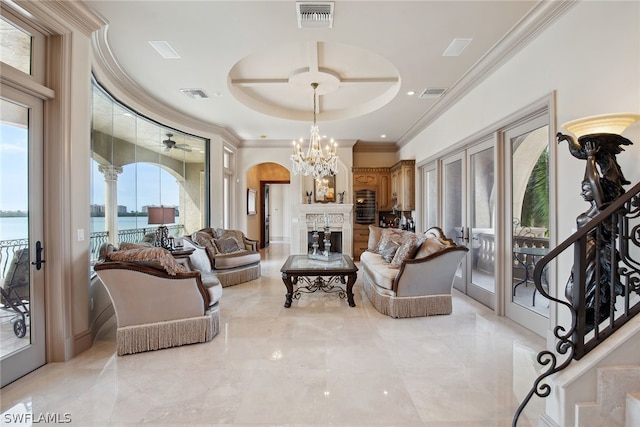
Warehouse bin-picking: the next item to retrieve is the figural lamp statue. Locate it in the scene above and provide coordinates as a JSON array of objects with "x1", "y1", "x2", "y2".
[{"x1": 557, "y1": 112, "x2": 640, "y2": 331}]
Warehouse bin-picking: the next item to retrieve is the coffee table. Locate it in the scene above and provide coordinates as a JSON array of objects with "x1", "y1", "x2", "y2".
[{"x1": 280, "y1": 254, "x2": 358, "y2": 308}]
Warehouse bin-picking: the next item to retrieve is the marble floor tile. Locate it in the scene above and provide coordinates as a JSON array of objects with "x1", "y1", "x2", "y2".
[{"x1": 0, "y1": 243, "x2": 546, "y2": 426}]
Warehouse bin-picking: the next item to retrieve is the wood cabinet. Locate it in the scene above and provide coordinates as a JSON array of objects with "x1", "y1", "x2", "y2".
[
  {"x1": 353, "y1": 171, "x2": 378, "y2": 189},
  {"x1": 390, "y1": 160, "x2": 415, "y2": 211},
  {"x1": 351, "y1": 162, "x2": 414, "y2": 259},
  {"x1": 353, "y1": 223, "x2": 371, "y2": 259},
  {"x1": 378, "y1": 172, "x2": 393, "y2": 211}
]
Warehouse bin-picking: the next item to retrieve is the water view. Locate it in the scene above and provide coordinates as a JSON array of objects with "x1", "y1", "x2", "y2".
[{"x1": 0, "y1": 216, "x2": 180, "y2": 242}]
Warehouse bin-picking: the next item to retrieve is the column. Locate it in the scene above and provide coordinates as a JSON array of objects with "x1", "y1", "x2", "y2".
[{"x1": 98, "y1": 165, "x2": 123, "y2": 245}]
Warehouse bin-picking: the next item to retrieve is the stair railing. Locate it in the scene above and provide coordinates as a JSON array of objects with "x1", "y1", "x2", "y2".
[{"x1": 513, "y1": 180, "x2": 640, "y2": 426}]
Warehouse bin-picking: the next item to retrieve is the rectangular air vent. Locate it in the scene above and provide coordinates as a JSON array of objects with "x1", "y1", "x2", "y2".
[
  {"x1": 442, "y1": 38, "x2": 472, "y2": 57},
  {"x1": 296, "y1": 2, "x2": 334, "y2": 28},
  {"x1": 148, "y1": 40, "x2": 180, "y2": 59},
  {"x1": 418, "y1": 88, "x2": 447, "y2": 99},
  {"x1": 180, "y1": 89, "x2": 209, "y2": 99}
]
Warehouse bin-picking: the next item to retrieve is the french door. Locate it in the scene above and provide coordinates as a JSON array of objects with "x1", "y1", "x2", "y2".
[
  {"x1": 442, "y1": 139, "x2": 497, "y2": 309},
  {"x1": 503, "y1": 116, "x2": 552, "y2": 336},
  {"x1": 0, "y1": 85, "x2": 46, "y2": 386}
]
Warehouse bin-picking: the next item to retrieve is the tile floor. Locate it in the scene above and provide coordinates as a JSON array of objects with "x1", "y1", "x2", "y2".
[{"x1": 0, "y1": 243, "x2": 546, "y2": 426}]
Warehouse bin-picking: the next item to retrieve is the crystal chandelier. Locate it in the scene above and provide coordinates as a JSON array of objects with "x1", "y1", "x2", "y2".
[{"x1": 291, "y1": 82, "x2": 339, "y2": 178}]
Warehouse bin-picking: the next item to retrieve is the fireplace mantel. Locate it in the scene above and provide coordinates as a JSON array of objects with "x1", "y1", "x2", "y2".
[{"x1": 296, "y1": 204, "x2": 353, "y2": 257}]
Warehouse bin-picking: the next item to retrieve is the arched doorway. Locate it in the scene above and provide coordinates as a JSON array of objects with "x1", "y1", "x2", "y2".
[{"x1": 245, "y1": 163, "x2": 290, "y2": 248}]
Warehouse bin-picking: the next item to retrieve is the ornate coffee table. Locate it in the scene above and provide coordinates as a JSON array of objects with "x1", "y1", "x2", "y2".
[{"x1": 280, "y1": 254, "x2": 358, "y2": 308}]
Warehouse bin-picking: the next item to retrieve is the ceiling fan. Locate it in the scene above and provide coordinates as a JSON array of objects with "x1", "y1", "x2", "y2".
[{"x1": 162, "y1": 133, "x2": 192, "y2": 152}]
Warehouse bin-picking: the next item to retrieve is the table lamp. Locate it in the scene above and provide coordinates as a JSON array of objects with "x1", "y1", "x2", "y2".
[{"x1": 147, "y1": 206, "x2": 175, "y2": 250}]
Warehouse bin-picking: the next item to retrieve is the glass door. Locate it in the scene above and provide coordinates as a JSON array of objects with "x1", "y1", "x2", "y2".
[
  {"x1": 467, "y1": 140, "x2": 496, "y2": 309},
  {"x1": 443, "y1": 141, "x2": 497, "y2": 307},
  {"x1": 442, "y1": 153, "x2": 465, "y2": 292},
  {"x1": 1, "y1": 87, "x2": 46, "y2": 387},
  {"x1": 504, "y1": 116, "x2": 551, "y2": 336}
]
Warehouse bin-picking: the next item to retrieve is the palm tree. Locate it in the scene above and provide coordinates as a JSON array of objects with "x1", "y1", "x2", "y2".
[{"x1": 521, "y1": 148, "x2": 549, "y2": 231}]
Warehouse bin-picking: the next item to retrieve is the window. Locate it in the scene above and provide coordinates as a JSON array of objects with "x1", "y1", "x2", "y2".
[
  {"x1": 90, "y1": 79, "x2": 209, "y2": 259},
  {"x1": 0, "y1": 16, "x2": 31, "y2": 74},
  {"x1": 223, "y1": 147, "x2": 234, "y2": 229}
]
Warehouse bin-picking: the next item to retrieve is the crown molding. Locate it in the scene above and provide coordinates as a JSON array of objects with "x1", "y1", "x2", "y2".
[
  {"x1": 396, "y1": 0, "x2": 577, "y2": 148},
  {"x1": 91, "y1": 26, "x2": 241, "y2": 146},
  {"x1": 240, "y1": 138, "x2": 358, "y2": 149},
  {"x1": 353, "y1": 141, "x2": 397, "y2": 153},
  {"x1": 10, "y1": 0, "x2": 105, "y2": 36}
]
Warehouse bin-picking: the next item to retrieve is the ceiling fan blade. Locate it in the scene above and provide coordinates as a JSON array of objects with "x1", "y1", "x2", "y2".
[{"x1": 175, "y1": 146, "x2": 192, "y2": 152}]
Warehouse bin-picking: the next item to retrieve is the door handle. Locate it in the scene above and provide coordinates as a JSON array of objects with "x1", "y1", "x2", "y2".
[{"x1": 31, "y1": 240, "x2": 46, "y2": 270}]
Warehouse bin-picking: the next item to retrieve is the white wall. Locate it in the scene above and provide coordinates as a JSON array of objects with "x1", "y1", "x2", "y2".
[
  {"x1": 399, "y1": 2, "x2": 640, "y2": 425},
  {"x1": 269, "y1": 184, "x2": 291, "y2": 242}
]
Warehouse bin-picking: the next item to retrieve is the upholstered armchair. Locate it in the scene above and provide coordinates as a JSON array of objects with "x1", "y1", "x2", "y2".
[{"x1": 95, "y1": 243, "x2": 221, "y2": 355}]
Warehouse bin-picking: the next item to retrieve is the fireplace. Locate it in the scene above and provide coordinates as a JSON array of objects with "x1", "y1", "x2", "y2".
[
  {"x1": 296, "y1": 204, "x2": 353, "y2": 257},
  {"x1": 307, "y1": 231, "x2": 343, "y2": 254}
]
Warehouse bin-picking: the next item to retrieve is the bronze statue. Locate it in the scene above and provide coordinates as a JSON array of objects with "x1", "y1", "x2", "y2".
[{"x1": 558, "y1": 133, "x2": 631, "y2": 331}]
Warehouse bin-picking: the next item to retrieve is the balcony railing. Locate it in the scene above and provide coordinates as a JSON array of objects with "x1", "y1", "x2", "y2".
[
  {"x1": 512, "y1": 181, "x2": 640, "y2": 426},
  {"x1": 0, "y1": 225, "x2": 186, "y2": 278}
]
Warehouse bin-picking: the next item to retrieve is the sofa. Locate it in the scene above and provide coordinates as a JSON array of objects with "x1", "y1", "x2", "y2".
[
  {"x1": 95, "y1": 243, "x2": 222, "y2": 355},
  {"x1": 182, "y1": 228, "x2": 261, "y2": 287},
  {"x1": 360, "y1": 226, "x2": 468, "y2": 318}
]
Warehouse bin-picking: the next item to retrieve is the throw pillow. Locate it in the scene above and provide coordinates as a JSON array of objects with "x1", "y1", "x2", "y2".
[
  {"x1": 414, "y1": 235, "x2": 448, "y2": 259},
  {"x1": 106, "y1": 247, "x2": 186, "y2": 276},
  {"x1": 119, "y1": 242, "x2": 152, "y2": 250},
  {"x1": 390, "y1": 234, "x2": 425, "y2": 269},
  {"x1": 377, "y1": 228, "x2": 406, "y2": 254},
  {"x1": 214, "y1": 237, "x2": 242, "y2": 254},
  {"x1": 367, "y1": 225, "x2": 383, "y2": 253},
  {"x1": 379, "y1": 239, "x2": 401, "y2": 263},
  {"x1": 191, "y1": 231, "x2": 219, "y2": 262}
]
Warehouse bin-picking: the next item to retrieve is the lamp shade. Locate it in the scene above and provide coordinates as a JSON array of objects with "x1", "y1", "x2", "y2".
[
  {"x1": 147, "y1": 207, "x2": 175, "y2": 225},
  {"x1": 561, "y1": 113, "x2": 640, "y2": 138}
]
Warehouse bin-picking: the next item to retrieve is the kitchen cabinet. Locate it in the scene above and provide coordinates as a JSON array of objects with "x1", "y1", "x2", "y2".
[{"x1": 390, "y1": 160, "x2": 415, "y2": 211}]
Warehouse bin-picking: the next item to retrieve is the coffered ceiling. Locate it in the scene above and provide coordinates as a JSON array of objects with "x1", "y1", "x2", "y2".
[{"x1": 84, "y1": 0, "x2": 562, "y2": 148}]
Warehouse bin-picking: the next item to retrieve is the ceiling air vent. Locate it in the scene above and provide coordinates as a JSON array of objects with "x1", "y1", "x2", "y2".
[
  {"x1": 296, "y1": 2, "x2": 334, "y2": 28},
  {"x1": 180, "y1": 89, "x2": 209, "y2": 99},
  {"x1": 418, "y1": 88, "x2": 447, "y2": 99}
]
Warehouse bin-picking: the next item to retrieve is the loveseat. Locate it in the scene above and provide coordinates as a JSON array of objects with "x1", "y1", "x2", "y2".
[
  {"x1": 360, "y1": 226, "x2": 468, "y2": 318},
  {"x1": 95, "y1": 243, "x2": 222, "y2": 355},
  {"x1": 182, "y1": 228, "x2": 261, "y2": 287}
]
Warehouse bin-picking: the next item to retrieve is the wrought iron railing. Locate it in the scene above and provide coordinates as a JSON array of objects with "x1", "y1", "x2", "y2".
[
  {"x1": 0, "y1": 238, "x2": 29, "y2": 280},
  {"x1": 513, "y1": 181, "x2": 640, "y2": 425},
  {"x1": 0, "y1": 225, "x2": 186, "y2": 278},
  {"x1": 89, "y1": 225, "x2": 185, "y2": 262}
]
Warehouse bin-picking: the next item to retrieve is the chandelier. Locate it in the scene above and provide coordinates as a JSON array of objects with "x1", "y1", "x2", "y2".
[{"x1": 291, "y1": 82, "x2": 339, "y2": 178}]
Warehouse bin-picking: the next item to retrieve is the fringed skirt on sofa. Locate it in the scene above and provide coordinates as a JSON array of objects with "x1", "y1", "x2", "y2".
[
  {"x1": 116, "y1": 303, "x2": 220, "y2": 356},
  {"x1": 363, "y1": 272, "x2": 452, "y2": 318}
]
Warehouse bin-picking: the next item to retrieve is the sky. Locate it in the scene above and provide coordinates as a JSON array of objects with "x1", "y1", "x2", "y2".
[{"x1": 1, "y1": 123, "x2": 178, "y2": 213}]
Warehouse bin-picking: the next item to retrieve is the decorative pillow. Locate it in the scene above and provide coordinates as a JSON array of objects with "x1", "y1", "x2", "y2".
[
  {"x1": 214, "y1": 237, "x2": 242, "y2": 254},
  {"x1": 106, "y1": 247, "x2": 186, "y2": 276},
  {"x1": 379, "y1": 239, "x2": 401, "y2": 263},
  {"x1": 191, "y1": 231, "x2": 219, "y2": 261},
  {"x1": 119, "y1": 242, "x2": 152, "y2": 250},
  {"x1": 377, "y1": 228, "x2": 406, "y2": 254},
  {"x1": 367, "y1": 225, "x2": 383, "y2": 253},
  {"x1": 414, "y1": 235, "x2": 449, "y2": 259},
  {"x1": 390, "y1": 234, "x2": 425, "y2": 269}
]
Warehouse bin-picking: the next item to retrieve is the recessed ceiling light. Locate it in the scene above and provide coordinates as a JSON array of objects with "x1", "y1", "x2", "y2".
[
  {"x1": 148, "y1": 40, "x2": 180, "y2": 59},
  {"x1": 381, "y1": 134, "x2": 387, "y2": 138},
  {"x1": 442, "y1": 38, "x2": 472, "y2": 57},
  {"x1": 407, "y1": 91, "x2": 415, "y2": 96}
]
